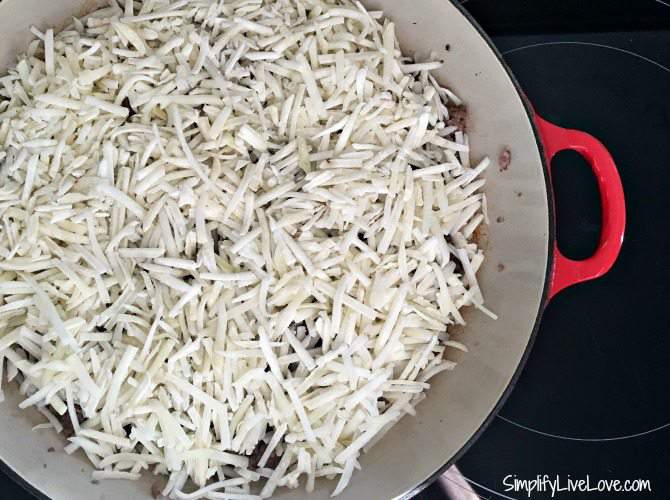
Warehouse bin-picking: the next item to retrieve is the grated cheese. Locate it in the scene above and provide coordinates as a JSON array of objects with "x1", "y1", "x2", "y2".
[{"x1": 0, "y1": 0, "x2": 490, "y2": 497}]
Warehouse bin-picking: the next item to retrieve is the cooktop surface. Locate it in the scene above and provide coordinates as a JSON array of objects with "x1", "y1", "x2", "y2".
[{"x1": 0, "y1": 1, "x2": 668, "y2": 500}]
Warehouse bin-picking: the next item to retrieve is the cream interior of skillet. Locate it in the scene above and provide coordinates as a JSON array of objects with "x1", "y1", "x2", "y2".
[{"x1": 0, "y1": 0, "x2": 498, "y2": 498}]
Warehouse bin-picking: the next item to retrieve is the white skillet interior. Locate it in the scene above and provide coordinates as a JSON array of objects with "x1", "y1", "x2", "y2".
[{"x1": 0, "y1": 1, "x2": 550, "y2": 499}]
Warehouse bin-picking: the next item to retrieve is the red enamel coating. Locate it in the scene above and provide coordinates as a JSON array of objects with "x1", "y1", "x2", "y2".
[{"x1": 534, "y1": 115, "x2": 626, "y2": 300}]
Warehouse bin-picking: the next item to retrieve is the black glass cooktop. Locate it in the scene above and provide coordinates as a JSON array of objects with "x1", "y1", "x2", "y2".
[
  {"x1": 419, "y1": 1, "x2": 670, "y2": 500},
  {"x1": 1, "y1": 1, "x2": 669, "y2": 499}
]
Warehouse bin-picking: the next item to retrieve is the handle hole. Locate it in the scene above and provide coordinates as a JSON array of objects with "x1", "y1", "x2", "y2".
[{"x1": 551, "y1": 150, "x2": 602, "y2": 260}]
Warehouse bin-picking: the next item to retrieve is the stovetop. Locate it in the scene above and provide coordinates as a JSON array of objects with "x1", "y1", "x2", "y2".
[
  {"x1": 1, "y1": 1, "x2": 669, "y2": 499},
  {"x1": 419, "y1": 1, "x2": 670, "y2": 500}
]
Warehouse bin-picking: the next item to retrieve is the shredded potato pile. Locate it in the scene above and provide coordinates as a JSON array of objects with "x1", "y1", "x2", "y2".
[{"x1": 0, "y1": 0, "x2": 492, "y2": 497}]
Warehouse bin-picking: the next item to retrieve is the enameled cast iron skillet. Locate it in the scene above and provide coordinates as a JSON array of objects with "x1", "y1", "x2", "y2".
[{"x1": 0, "y1": 1, "x2": 625, "y2": 498}]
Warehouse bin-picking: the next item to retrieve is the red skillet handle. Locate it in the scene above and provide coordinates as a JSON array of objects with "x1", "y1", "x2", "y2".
[{"x1": 534, "y1": 115, "x2": 626, "y2": 300}]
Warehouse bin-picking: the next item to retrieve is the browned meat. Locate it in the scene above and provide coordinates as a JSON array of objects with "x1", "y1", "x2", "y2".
[
  {"x1": 447, "y1": 104, "x2": 467, "y2": 131},
  {"x1": 56, "y1": 404, "x2": 85, "y2": 438}
]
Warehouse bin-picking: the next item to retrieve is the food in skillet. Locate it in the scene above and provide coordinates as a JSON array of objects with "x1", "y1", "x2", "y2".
[{"x1": 0, "y1": 0, "x2": 492, "y2": 496}]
